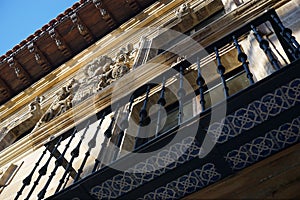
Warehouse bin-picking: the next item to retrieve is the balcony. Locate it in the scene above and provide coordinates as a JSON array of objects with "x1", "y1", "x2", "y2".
[{"x1": 13, "y1": 7, "x2": 300, "y2": 200}]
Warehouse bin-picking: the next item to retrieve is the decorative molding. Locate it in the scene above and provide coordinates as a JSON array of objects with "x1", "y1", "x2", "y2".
[
  {"x1": 70, "y1": 13, "x2": 94, "y2": 43},
  {"x1": 7, "y1": 57, "x2": 31, "y2": 86},
  {"x1": 0, "y1": 0, "x2": 185, "y2": 126},
  {"x1": 0, "y1": 97, "x2": 44, "y2": 151},
  {"x1": 174, "y1": 3, "x2": 193, "y2": 19},
  {"x1": 93, "y1": 0, "x2": 117, "y2": 28},
  {"x1": 138, "y1": 163, "x2": 221, "y2": 200},
  {"x1": 132, "y1": 37, "x2": 154, "y2": 69},
  {"x1": 90, "y1": 137, "x2": 204, "y2": 199},
  {"x1": 28, "y1": 42, "x2": 52, "y2": 72},
  {"x1": 49, "y1": 28, "x2": 72, "y2": 57},
  {"x1": 31, "y1": 79, "x2": 78, "y2": 132},
  {"x1": 29, "y1": 96, "x2": 44, "y2": 116},
  {"x1": 124, "y1": 0, "x2": 141, "y2": 12},
  {"x1": 73, "y1": 43, "x2": 138, "y2": 103},
  {"x1": 225, "y1": 116, "x2": 300, "y2": 170},
  {"x1": 0, "y1": 78, "x2": 12, "y2": 99},
  {"x1": 208, "y1": 78, "x2": 300, "y2": 144}
]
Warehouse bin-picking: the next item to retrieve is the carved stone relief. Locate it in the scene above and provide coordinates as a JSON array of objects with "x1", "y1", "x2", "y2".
[
  {"x1": 29, "y1": 96, "x2": 44, "y2": 116},
  {"x1": 0, "y1": 97, "x2": 44, "y2": 151},
  {"x1": 73, "y1": 43, "x2": 138, "y2": 104},
  {"x1": 0, "y1": 127, "x2": 8, "y2": 142},
  {"x1": 29, "y1": 43, "x2": 138, "y2": 132},
  {"x1": 174, "y1": 3, "x2": 192, "y2": 19},
  {"x1": 31, "y1": 79, "x2": 78, "y2": 132}
]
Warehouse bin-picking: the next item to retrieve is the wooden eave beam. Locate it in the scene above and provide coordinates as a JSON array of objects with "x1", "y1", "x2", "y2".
[
  {"x1": 49, "y1": 28, "x2": 72, "y2": 57},
  {"x1": 0, "y1": 77, "x2": 13, "y2": 99},
  {"x1": 70, "y1": 13, "x2": 95, "y2": 43},
  {"x1": 93, "y1": 0, "x2": 118, "y2": 29},
  {"x1": 28, "y1": 42, "x2": 52, "y2": 73},
  {"x1": 7, "y1": 57, "x2": 32, "y2": 86},
  {"x1": 125, "y1": 0, "x2": 142, "y2": 13}
]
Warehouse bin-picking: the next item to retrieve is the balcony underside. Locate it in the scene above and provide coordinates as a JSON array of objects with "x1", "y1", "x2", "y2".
[{"x1": 49, "y1": 55, "x2": 300, "y2": 199}]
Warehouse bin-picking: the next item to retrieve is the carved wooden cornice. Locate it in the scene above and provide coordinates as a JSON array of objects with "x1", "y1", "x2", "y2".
[
  {"x1": 70, "y1": 13, "x2": 94, "y2": 43},
  {"x1": 93, "y1": 0, "x2": 117, "y2": 29},
  {"x1": 124, "y1": 0, "x2": 141, "y2": 13},
  {"x1": 49, "y1": 28, "x2": 72, "y2": 57},
  {"x1": 0, "y1": 78, "x2": 12, "y2": 99},
  {"x1": 28, "y1": 42, "x2": 52, "y2": 73},
  {"x1": 7, "y1": 57, "x2": 32, "y2": 86}
]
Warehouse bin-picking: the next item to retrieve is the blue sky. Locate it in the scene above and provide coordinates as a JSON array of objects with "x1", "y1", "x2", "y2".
[{"x1": 0, "y1": 0, "x2": 79, "y2": 56}]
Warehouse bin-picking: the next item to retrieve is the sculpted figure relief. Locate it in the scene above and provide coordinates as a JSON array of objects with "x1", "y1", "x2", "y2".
[
  {"x1": 32, "y1": 43, "x2": 137, "y2": 130},
  {"x1": 29, "y1": 96, "x2": 43, "y2": 116},
  {"x1": 32, "y1": 79, "x2": 78, "y2": 131},
  {"x1": 97, "y1": 43, "x2": 137, "y2": 90},
  {"x1": 0, "y1": 127, "x2": 8, "y2": 141},
  {"x1": 175, "y1": 3, "x2": 192, "y2": 19},
  {"x1": 74, "y1": 43, "x2": 137, "y2": 103}
]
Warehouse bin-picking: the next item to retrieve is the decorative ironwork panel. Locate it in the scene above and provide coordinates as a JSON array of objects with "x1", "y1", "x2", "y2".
[
  {"x1": 280, "y1": 78, "x2": 300, "y2": 107},
  {"x1": 227, "y1": 104, "x2": 263, "y2": 135},
  {"x1": 271, "y1": 117, "x2": 300, "y2": 149},
  {"x1": 208, "y1": 78, "x2": 300, "y2": 144},
  {"x1": 109, "y1": 172, "x2": 139, "y2": 197},
  {"x1": 253, "y1": 89, "x2": 290, "y2": 121},
  {"x1": 90, "y1": 136, "x2": 203, "y2": 199},
  {"x1": 207, "y1": 118, "x2": 237, "y2": 144},
  {"x1": 138, "y1": 163, "x2": 221, "y2": 200},
  {"x1": 225, "y1": 117, "x2": 300, "y2": 170},
  {"x1": 224, "y1": 146, "x2": 253, "y2": 170}
]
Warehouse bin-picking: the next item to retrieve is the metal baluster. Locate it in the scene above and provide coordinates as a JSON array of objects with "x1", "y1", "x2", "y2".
[
  {"x1": 178, "y1": 66, "x2": 186, "y2": 124},
  {"x1": 271, "y1": 14, "x2": 300, "y2": 59},
  {"x1": 72, "y1": 120, "x2": 95, "y2": 183},
  {"x1": 38, "y1": 129, "x2": 78, "y2": 200},
  {"x1": 62, "y1": 173, "x2": 71, "y2": 190},
  {"x1": 196, "y1": 57, "x2": 206, "y2": 111},
  {"x1": 134, "y1": 85, "x2": 151, "y2": 149},
  {"x1": 251, "y1": 25, "x2": 281, "y2": 70},
  {"x1": 232, "y1": 36, "x2": 255, "y2": 85},
  {"x1": 24, "y1": 137, "x2": 63, "y2": 200},
  {"x1": 74, "y1": 111, "x2": 104, "y2": 177},
  {"x1": 91, "y1": 113, "x2": 107, "y2": 173},
  {"x1": 155, "y1": 77, "x2": 166, "y2": 136},
  {"x1": 214, "y1": 47, "x2": 229, "y2": 98},
  {"x1": 55, "y1": 121, "x2": 90, "y2": 192},
  {"x1": 92, "y1": 110, "x2": 118, "y2": 172},
  {"x1": 15, "y1": 144, "x2": 49, "y2": 200},
  {"x1": 102, "y1": 112, "x2": 117, "y2": 166},
  {"x1": 112, "y1": 95, "x2": 135, "y2": 160}
]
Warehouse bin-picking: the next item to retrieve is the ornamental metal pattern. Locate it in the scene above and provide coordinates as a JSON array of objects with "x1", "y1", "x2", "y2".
[
  {"x1": 90, "y1": 78, "x2": 300, "y2": 199},
  {"x1": 253, "y1": 88, "x2": 290, "y2": 121},
  {"x1": 280, "y1": 78, "x2": 300, "y2": 107},
  {"x1": 225, "y1": 117, "x2": 300, "y2": 170},
  {"x1": 208, "y1": 78, "x2": 300, "y2": 144},
  {"x1": 90, "y1": 137, "x2": 203, "y2": 199},
  {"x1": 138, "y1": 163, "x2": 221, "y2": 200},
  {"x1": 207, "y1": 118, "x2": 238, "y2": 144}
]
